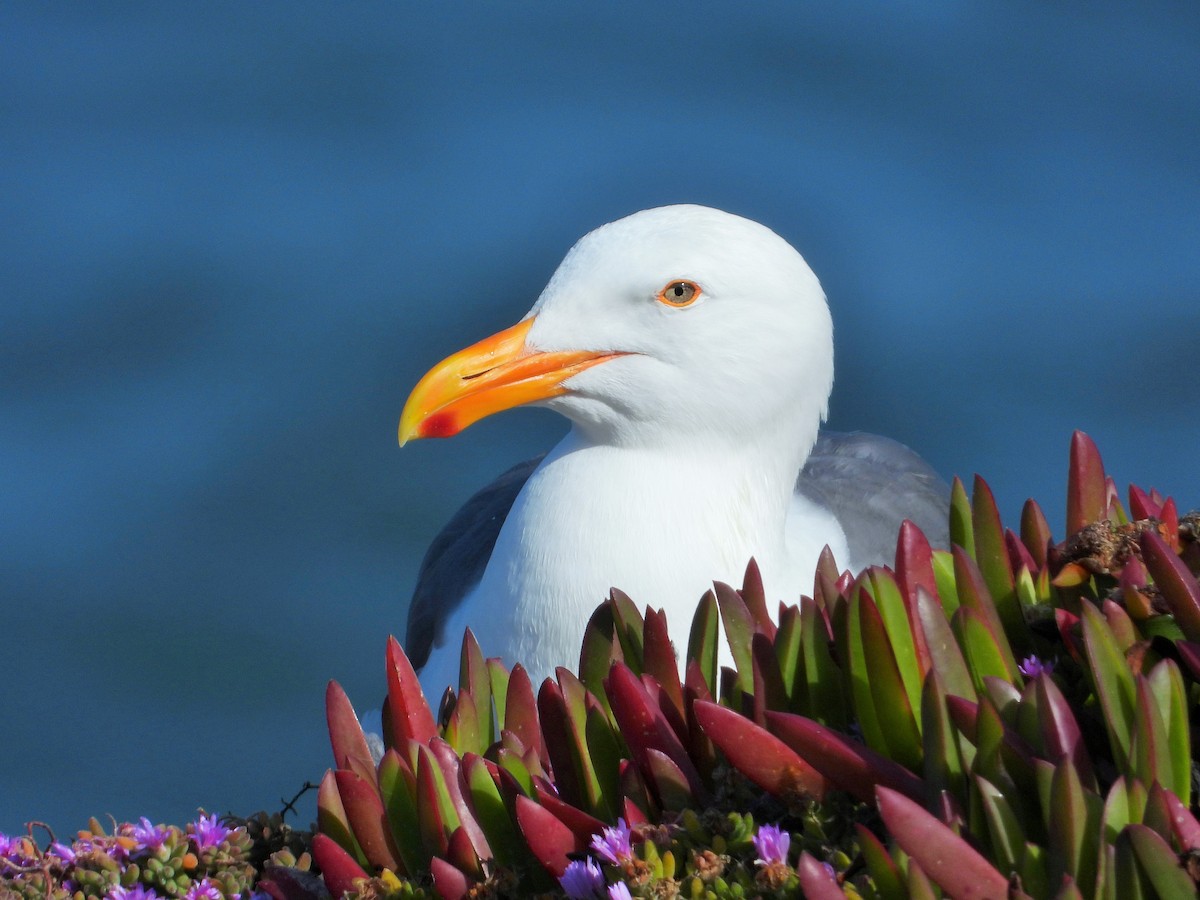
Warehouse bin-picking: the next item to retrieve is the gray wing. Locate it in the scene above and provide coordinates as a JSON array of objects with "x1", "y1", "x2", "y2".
[
  {"x1": 796, "y1": 431, "x2": 951, "y2": 568},
  {"x1": 405, "y1": 455, "x2": 543, "y2": 670}
]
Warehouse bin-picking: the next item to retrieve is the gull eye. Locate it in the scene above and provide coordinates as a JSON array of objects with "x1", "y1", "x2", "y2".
[{"x1": 657, "y1": 279, "x2": 701, "y2": 308}]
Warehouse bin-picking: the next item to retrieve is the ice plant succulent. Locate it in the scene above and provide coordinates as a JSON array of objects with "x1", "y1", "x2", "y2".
[{"x1": 304, "y1": 431, "x2": 1200, "y2": 897}]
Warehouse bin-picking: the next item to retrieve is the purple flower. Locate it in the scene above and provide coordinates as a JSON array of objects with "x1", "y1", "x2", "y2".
[
  {"x1": 559, "y1": 858, "x2": 605, "y2": 899},
  {"x1": 607, "y1": 885, "x2": 633, "y2": 900},
  {"x1": 752, "y1": 823, "x2": 790, "y2": 867},
  {"x1": 107, "y1": 886, "x2": 160, "y2": 900},
  {"x1": 189, "y1": 813, "x2": 231, "y2": 850},
  {"x1": 50, "y1": 842, "x2": 77, "y2": 863},
  {"x1": 1019, "y1": 655, "x2": 1054, "y2": 678},
  {"x1": 590, "y1": 819, "x2": 633, "y2": 866},
  {"x1": 129, "y1": 817, "x2": 170, "y2": 852},
  {"x1": 183, "y1": 878, "x2": 223, "y2": 900}
]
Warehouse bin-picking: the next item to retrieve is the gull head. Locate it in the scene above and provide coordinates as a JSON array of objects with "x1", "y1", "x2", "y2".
[{"x1": 400, "y1": 205, "x2": 834, "y2": 457}]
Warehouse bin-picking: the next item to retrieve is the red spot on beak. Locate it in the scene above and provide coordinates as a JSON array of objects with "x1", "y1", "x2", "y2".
[{"x1": 420, "y1": 411, "x2": 459, "y2": 439}]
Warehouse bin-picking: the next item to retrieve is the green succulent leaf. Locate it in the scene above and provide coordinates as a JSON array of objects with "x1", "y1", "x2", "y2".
[
  {"x1": 949, "y1": 476, "x2": 975, "y2": 559},
  {"x1": 972, "y1": 475, "x2": 1025, "y2": 653},
  {"x1": 317, "y1": 768, "x2": 367, "y2": 869},
  {"x1": 799, "y1": 596, "x2": 846, "y2": 729},
  {"x1": 856, "y1": 585, "x2": 923, "y2": 769},
  {"x1": 973, "y1": 774, "x2": 1023, "y2": 877},
  {"x1": 714, "y1": 580, "x2": 756, "y2": 690},
  {"x1": 461, "y1": 754, "x2": 522, "y2": 870},
  {"x1": 378, "y1": 748, "x2": 425, "y2": 875},
  {"x1": 1080, "y1": 602, "x2": 1137, "y2": 773},
  {"x1": 1047, "y1": 756, "x2": 1101, "y2": 897},
  {"x1": 915, "y1": 585, "x2": 974, "y2": 701},
  {"x1": 1125, "y1": 824, "x2": 1198, "y2": 899},
  {"x1": 686, "y1": 589, "x2": 720, "y2": 699},
  {"x1": 854, "y1": 823, "x2": 906, "y2": 900}
]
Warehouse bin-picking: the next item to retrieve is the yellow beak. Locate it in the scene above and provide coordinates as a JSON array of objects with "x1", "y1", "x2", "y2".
[{"x1": 398, "y1": 317, "x2": 623, "y2": 445}]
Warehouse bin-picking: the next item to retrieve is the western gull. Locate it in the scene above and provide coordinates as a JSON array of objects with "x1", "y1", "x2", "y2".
[{"x1": 399, "y1": 205, "x2": 949, "y2": 698}]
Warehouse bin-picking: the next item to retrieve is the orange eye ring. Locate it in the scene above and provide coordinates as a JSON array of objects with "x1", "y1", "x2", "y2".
[{"x1": 656, "y1": 279, "x2": 701, "y2": 308}]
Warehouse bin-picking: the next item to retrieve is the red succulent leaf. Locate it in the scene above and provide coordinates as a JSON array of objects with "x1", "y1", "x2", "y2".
[
  {"x1": 1005, "y1": 529, "x2": 1038, "y2": 578},
  {"x1": 682, "y1": 682, "x2": 717, "y2": 781},
  {"x1": 684, "y1": 659, "x2": 713, "y2": 704},
  {"x1": 255, "y1": 865, "x2": 327, "y2": 900},
  {"x1": 1067, "y1": 431, "x2": 1107, "y2": 535},
  {"x1": 765, "y1": 710, "x2": 922, "y2": 804},
  {"x1": 644, "y1": 748, "x2": 696, "y2": 810},
  {"x1": 834, "y1": 568, "x2": 856, "y2": 597},
  {"x1": 896, "y1": 519, "x2": 938, "y2": 612},
  {"x1": 536, "y1": 680, "x2": 584, "y2": 808},
  {"x1": 944, "y1": 695, "x2": 1036, "y2": 779},
  {"x1": 1020, "y1": 498, "x2": 1053, "y2": 569},
  {"x1": 813, "y1": 544, "x2": 842, "y2": 613},
  {"x1": 1128, "y1": 484, "x2": 1161, "y2": 521},
  {"x1": 429, "y1": 856, "x2": 471, "y2": 900},
  {"x1": 514, "y1": 795, "x2": 579, "y2": 877},
  {"x1": 796, "y1": 851, "x2": 844, "y2": 899},
  {"x1": 325, "y1": 681, "x2": 378, "y2": 788},
  {"x1": 750, "y1": 631, "x2": 787, "y2": 726},
  {"x1": 640, "y1": 675, "x2": 689, "y2": 745},
  {"x1": 445, "y1": 826, "x2": 482, "y2": 880},
  {"x1": 311, "y1": 833, "x2": 369, "y2": 899},
  {"x1": 415, "y1": 745, "x2": 451, "y2": 857},
  {"x1": 1054, "y1": 608, "x2": 1084, "y2": 664},
  {"x1": 876, "y1": 786, "x2": 1010, "y2": 899},
  {"x1": 1035, "y1": 673, "x2": 1096, "y2": 790},
  {"x1": 1119, "y1": 556, "x2": 1155, "y2": 620},
  {"x1": 503, "y1": 664, "x2": 545, "y2": 765},
  {"x1": 1157, "y1": 784, "x2": 1200, "y2": 851},
  {"x1": 605, "y1": 662, "x2": 705, "y2": 798},
  {"x1": 642, "y1": 607, "x2": 685, "y2": 716},
  {"x1": 1140, "y1": 529, "x2": 1200, "y2": 642},
  {"x1": 386, "y1": 635, "x2": 437, "y2": 748},
  {"x1": 534, "y1": 786, "x2": 605, "y2": 846},
  {"x1": 1161, "y1": 497, "x2": 1180, "y2": 551},
  {"x1": 334, "y1": 769, "x2": 402, "y2": 871},
  {"x1": 739, "y1": 557, "x2": 777, "y2": 639},
  {"x1": 622, "y1": 796, "x2": 650, "y2": 827},
  {"x1": 693, "y1": 700, "x2": 825, "y2": 801}
]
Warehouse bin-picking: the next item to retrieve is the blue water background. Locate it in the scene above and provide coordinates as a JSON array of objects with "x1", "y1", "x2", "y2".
[{"x1": 2, "y1": 3, "x2": 1197, "y2": 834}]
